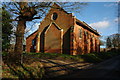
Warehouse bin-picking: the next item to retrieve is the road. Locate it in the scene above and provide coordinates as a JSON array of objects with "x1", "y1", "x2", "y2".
[{"x1": 50, "y1": 55, "x2": 120, "y2": 80}]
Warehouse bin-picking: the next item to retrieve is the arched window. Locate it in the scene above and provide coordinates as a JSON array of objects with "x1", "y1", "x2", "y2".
[
  {"x1": 31, "y1": 38, "x2": 36, "y2": 52},
  {"x1": 79, "y1": 29, "x2": 82, "y2": 38}
]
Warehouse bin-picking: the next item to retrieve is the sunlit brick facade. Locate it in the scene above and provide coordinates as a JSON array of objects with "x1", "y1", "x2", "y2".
[{"x1": 26, "y1": 3, "x2": 100, "y2": 55}]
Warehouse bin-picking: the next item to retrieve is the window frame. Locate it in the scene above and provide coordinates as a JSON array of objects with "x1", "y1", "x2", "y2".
[
  {"x1": 79, "y1": 29, "x2": 82, "y2": 38},
  {"x1": 52, "y1": 12, "x2": 58, "y2": 20}
]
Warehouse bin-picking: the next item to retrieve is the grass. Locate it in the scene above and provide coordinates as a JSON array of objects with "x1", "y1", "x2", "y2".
[
  {"x1": 2, "y1": 49, "x2": 120, "y2": 79},
  {"x1": 79, "y1": 51, "x2": 120, "y2": 63},
  {"x1": 3, "y1": 50, "x2": 120, "y2": 64},
  {"x1": 25, "y1": 52, "x2": 84, "y2": 62},
  {"x1": 2, "y1": 61, "x2": 45, "y2": 79},
  {"x1": 24, "y1": 50, "x2": 120, "y2": 63}
]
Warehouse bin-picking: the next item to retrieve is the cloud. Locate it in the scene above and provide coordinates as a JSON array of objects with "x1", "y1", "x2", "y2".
[
  {"x1": 114, "y1": 18, "x2": 118, "y2": 22},
  {"x1": 114, "y1": 17, "x2": 120, "y2": 22},
  {"x1": 104, "y1": 3, "x2": 117, "y2": 7},
  {"x1": 89, "y1": 20, "x2": 110, "y2": 29}
]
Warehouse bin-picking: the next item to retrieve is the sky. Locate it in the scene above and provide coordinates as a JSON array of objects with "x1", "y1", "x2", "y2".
[
  {"x1": 75, "y1": 2, "x2": 118, "y2": 37},
  {"x1": 1, "y1": 0, "x2": 119, "y2": 2}
]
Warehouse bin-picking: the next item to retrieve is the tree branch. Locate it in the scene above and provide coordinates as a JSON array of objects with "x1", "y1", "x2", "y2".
[{"x1": 32, "y1": 16, "x2": 41, "y2": 19}]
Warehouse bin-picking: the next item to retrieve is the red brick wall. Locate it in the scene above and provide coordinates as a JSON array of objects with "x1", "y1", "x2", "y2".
[
  {"x1": 73, "y1": 23, "x2": 100, "y2": 55},
  {"x1": 26, "y1": 3, "x2": 75, "y2": 54},
  {"x1": 26, "y1": 31, "x2": 38, "y2": 52},
  {"x1": 44, "y1": 23, "x2": 63, "y2": 53},
  {"x1": 36, "y1": 4, "x2": 75, "y2": 54}
]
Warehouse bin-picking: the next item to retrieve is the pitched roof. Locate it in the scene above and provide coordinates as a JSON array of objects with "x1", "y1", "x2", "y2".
[
  {"x1": 76, "y1": 18, "x2": 100, "y2": 36},
  {"x1": 51, "y1": 3, "x2": 71, "y2": 14},
  {"x1": 26, "y1": 30, "x2": 38, "y2": 39},
  {"x1": 52, "y1": 3, "x2": 100, "y2": 36}
]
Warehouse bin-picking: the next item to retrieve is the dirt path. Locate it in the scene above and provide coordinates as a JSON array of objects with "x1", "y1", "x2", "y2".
[
  {"x1": 40, "y1": 59, "x2": 93, "y2": 78},
  {"x1": 51, "y1": 55, "x2": 120, "y2": 79}
]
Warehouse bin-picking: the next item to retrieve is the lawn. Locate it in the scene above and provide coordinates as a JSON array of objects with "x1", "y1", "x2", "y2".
[{"x1": 2, "y1": 49, "x2": 120, "y2": 79}]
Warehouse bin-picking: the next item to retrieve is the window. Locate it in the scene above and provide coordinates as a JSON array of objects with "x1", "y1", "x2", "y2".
[
  {"x1": 79, "y1": 29, "x2": 82, "y2": 38},
  {"x1": 91, "y1": 35, "x2": 94, "y2": 38},
  {"x1": 84, "y1": 31, "x2": 89, "y2": 38},
  {"x1": 34, "y1": 46, "x2": 36, "y2": 49},
  {"x1": 84, "y1": 31, "x2": 86, "y2": 35},
  {"x1": 32, "y1": 39, "x2": 36, "y2": 45},
  {"x1": 52, "y1": 13, "x2": 58, "y2": 20},
  {"x1": 86, "y1": 32, "x2": 88, "y2": 36}
]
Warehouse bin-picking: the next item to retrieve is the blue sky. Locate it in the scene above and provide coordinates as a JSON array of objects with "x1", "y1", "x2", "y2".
[
  {"x1": 75, "y1": 2, "x2": 118, "y2": 37},
  {"x1": 1, "y1": 0, "x2": 119, "y2": 2}
]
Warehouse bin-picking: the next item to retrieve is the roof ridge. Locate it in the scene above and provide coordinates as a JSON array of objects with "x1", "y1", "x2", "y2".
[
  {"x1": 76, "y1": 18, "x2": 100, "y2": 36},
  {"x1": 26, "y1": 30, "x2": 38, "y2": 39},
  {"x1": 51, "y1": 2, "x2": 72, "y2": 14}
]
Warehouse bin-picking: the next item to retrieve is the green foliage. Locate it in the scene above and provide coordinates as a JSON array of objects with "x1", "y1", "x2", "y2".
[
  {"x1": 2, "y1": 7, "x2": 13, "y2": 51},
  {"x1": 2, "y1": 52, "x2": 8, "y2": 56},
  {"x1": 24, "y1": 52, "x2": 84, "y2": 62},
  {"x1": 30, "y1": 52, "x2": 84, "y2": 62},
  {"x1": 26, "y1": 51, "x2": 120, "y2": 63},
  {"x1": 81, "y1": 51, "x2": 120, "y2": 63},
  {"x1": 95, "y1": 52, "x2": 112, "y2": 60},
  {"x1": 4, "y1": 51, "x2": 120, "y2": 64},
  {"x1": 28, "y1": 51, "x2": 120, "y2": 63},
  {"x1": 80, "y1": 54, "x2": 103, "y2": 63}
]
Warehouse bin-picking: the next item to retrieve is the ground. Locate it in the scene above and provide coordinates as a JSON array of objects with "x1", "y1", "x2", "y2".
[
  {"x1": 2, "y1": 54, "x2": 92, "y2": 79},
  {"x1": 40, "y1": 59, "x2": 93, "y2": 78},
  {"x1": 2, "y1": 51, "x2": 120, "y2": 79},
  {"x1": 52, "y1": 55, "x2": 120, "y2": 80}
]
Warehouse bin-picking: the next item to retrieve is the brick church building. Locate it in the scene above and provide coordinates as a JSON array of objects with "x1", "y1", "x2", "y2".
[{"x1": 26, "y1": 3, "x2": 100, "y2": 55}]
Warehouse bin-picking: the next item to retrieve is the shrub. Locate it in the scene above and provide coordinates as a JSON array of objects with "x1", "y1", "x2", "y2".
[
  {"x1": 81, "y1": 53, "x2": 103, "y2": 63},
  {"x1": 2, "y1": 52, "x2": 8, "y2": 56}
]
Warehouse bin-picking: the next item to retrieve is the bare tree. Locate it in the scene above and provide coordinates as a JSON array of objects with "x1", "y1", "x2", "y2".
[
  {"x1": 106, "y1": 37, "x2": 112, "y2": 48},
  {"x1": 2, "y1": 1, "x2": 87, "y2": 63},
  {"x1": 106, "y1": 34, "x2": 120, "y2": 49}
]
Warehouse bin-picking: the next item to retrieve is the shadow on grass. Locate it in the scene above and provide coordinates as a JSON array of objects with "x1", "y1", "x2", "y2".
[
  {"x1": 40, "y1": 59, "x2": 92, "y2": 79},
  {"x1": 2, "y1": 63, "x2": 44, "y2": 80}
]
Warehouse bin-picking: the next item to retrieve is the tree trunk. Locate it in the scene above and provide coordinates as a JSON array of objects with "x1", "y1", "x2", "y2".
[
  {"x1": 13, "y1": 2, "x2": 28, "y2": 64},
  {"x1": 14, "y1": 20, "x2": 26, "y2": 63}
]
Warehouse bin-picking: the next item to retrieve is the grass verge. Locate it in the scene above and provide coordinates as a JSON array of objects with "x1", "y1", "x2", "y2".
[{"x1": 2, "y1": 50, "x2": 120, "y2": 79}]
